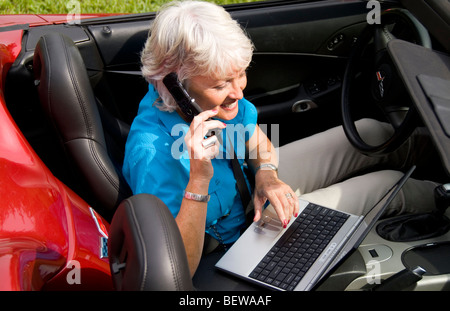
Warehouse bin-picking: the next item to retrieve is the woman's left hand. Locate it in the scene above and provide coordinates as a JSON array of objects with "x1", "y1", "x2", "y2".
[{"x1": 253, "y1": 169, "x2": 299, "y2": 228}]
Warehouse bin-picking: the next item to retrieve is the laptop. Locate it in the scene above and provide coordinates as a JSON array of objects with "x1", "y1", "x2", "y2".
[{"x1": 215, "y1": 166, "x2": 415, "y2": 291}]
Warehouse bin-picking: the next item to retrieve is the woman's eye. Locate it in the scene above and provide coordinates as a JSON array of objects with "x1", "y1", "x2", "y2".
[{"x1": 214, "y1": 84, "x2": 227, "y2": 90}]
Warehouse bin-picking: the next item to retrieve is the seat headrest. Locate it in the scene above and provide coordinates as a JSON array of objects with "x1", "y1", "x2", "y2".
[{"x1": 108, "y1": 193, "x2": 194, "y2": 291}]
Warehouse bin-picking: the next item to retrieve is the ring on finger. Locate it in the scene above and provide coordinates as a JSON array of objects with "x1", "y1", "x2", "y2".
[{"x1": 285, "y1": 193, "x2": 293, "y2": 199}]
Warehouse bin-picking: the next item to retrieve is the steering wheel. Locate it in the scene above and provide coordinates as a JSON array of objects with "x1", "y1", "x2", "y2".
[{"x1": 341, "y1": 8, "x2": 432, "y2": 155}]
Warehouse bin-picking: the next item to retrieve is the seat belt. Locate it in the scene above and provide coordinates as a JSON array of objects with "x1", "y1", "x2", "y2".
[
  {"x1": 231, "y1": 154, "x2": 252, "y2": 209},
  {"x1": 223, "y1": 129, "x2": 251, "y2": 200},
  {"x1": 227, "y1": 131, "x2": 253, "y2": 225}
]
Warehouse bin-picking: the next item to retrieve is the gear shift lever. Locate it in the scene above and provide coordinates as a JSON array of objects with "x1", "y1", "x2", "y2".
[
  {"x1": 376, "y1": 184, "x2": 450, "y2": 242},
  {"x1": 434, "y1": 183, "x2": 450, "y2": 215}
]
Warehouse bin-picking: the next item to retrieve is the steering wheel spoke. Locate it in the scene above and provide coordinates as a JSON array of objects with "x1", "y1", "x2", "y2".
[{"x1": 374, "y1": 25, "x2": 396, "y2": 54}]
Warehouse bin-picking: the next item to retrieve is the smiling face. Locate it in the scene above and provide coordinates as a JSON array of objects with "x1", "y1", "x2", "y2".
[{"x1": 186, "y1": 69, "x2": 247, "y2": 121}]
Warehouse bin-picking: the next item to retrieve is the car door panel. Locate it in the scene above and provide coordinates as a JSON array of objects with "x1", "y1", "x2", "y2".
[{"x1": 229, "y1": 1, "x2": 371, "y2": 144}]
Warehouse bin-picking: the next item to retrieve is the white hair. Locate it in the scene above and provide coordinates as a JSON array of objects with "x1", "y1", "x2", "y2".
[{"x1": 140, "y1": 0, "x2": 254, "y2": 111}]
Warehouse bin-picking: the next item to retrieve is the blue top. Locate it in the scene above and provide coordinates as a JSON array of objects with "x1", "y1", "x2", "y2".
[{"x1": 123, "y1": 84, "x2": 258, "y2": 244}]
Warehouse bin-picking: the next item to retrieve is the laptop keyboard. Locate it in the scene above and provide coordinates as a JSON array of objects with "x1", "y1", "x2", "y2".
[{"x1": 248, "y1": 203, "x2": 349, "y2": 291}]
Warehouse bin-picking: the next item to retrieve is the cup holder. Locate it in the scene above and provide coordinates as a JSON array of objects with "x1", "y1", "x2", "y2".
[{"x1": 402, "y1": 242, "x2": 450, "y2": 276}]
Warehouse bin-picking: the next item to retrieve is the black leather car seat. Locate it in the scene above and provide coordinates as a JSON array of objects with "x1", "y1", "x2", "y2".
[
  {"x1": 33, "y1": 32, "x2": 193, "y2": 291},
  {"x1": 33, "y1": 32, "x2": 132, "y2": 220}
]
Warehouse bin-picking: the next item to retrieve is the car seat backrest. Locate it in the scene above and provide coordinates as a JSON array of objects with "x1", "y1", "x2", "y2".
[{"x1": 33, "y1": 32, "x2": 132, "y2": 220}]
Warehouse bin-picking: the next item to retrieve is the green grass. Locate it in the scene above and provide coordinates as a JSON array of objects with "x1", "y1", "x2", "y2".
[{"x1": 0, "y1": 0, "x2": 262, "y2": 14}]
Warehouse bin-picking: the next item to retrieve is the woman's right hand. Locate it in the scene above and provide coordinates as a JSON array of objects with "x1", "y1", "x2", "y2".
[{"x1": 184, "y1": 108, "x2": 226, "y2": 182}]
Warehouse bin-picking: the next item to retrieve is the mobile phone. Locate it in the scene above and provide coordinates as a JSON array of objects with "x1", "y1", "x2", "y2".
[
  {"x1": 163, "y1": 72, "x2": 203, "y2": 123},
  {"x1": 163, "y1": 73, "x2": 221, "y2": 147}
]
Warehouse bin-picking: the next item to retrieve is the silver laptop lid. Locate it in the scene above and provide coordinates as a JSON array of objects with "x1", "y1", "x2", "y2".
[{"x1": 216, "y1": 166, "x2": 415, "y2": 291}]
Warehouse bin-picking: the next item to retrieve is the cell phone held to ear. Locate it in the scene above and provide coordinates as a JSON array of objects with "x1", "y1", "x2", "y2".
[
  {"x1": 163, "y1": 72, "x2": 203, "y2": 123},
  {"x1": 163, "y1": 72, "x2": 221, "y2": 142}
]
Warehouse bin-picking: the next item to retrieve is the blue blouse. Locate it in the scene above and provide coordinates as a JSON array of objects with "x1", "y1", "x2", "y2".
[{"x1": 123, "y1": 84, "x2": 257, "y2": 244}]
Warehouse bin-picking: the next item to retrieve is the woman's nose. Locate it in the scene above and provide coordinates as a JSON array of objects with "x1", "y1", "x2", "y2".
[{"x1": 229, "y1": 77, "x2": 246, "y2": 100}]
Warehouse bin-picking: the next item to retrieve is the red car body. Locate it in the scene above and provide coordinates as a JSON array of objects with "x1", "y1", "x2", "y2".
[{"x1": 0, "y1": 15, "x2": 116, "y2": 291}]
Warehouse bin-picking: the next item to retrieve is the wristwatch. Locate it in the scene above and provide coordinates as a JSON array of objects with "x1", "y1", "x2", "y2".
[{"x1": 183, "y1": 190, "x2": 210, "y2": 203}]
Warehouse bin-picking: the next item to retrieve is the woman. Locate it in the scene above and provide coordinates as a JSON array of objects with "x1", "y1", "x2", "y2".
[
  {"x1": 124, "y1": 0, "x2": 440, "y2": 278},
  {"x1": 123, "y1": 0, "x2": 298, "y2": 276}
]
